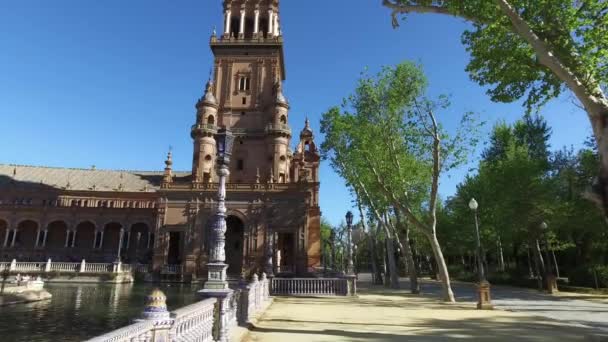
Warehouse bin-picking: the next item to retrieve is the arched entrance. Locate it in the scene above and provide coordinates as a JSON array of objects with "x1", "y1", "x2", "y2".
[
  {"x1": 74, "y1": 221, "x2": 96, "y2": 260},
  {"x1": 103, "y1": 222, "x2": 122, "y2": 262},
  {"x1": 47, "y1": 221, "x2": 68, "y2": 250},
  {"x1": 16, "y1": 220, "x2": 38, "y2": 249},
  {"x1": 225, "y1": 215, "x2": 244, "y2": 277},
  {"x1": 128, "y1": 222, "x2": 150, "y2": 263},
  {"x1": 0, "y1": 219, "x2": 7, "y2": 248}
]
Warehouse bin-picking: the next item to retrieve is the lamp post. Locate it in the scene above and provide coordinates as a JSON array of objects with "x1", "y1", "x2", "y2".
[
  {"x1": 469, "y1": 198, "x2": 493, "y2": 310},
  {"x1": 468, "y1": 198, "x2": 485, "y2": 282},
  {"x1": 198, "y1": 128, "x2": 235, "y2": 342},
  {"x1": 346, "y1": 211, "x2": 354, "y2": 275},
  {"x1": 329, "y1": 230, "x2": 336, "y2": 272},
  {"x1": 540, "y1": 221, "x2": 558, "y2": 293},
  {"x1": 353, "y1": 244, "x2": 358, "y2": 277},
  {"x1": 202, "y1": 128, "x2": 234, "y2": 291}
]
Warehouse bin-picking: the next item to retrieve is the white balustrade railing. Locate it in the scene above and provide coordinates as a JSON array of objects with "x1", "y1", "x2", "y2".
[
  {"x1": 119, "y1": 264, "x2": 132, "y2": 273},
  {"x1": 15, "y1": 262, "x2": 46, "y2": 272},
  {"x1": 84, "y1": 263, "x2": 114, "y2": 273},
  {"x1": 169, "y1": 298, "x2": 216, "y2": 342},
  {"x1": 162, "y1": 264, "x2": 183, "y2": 274},
  {"x1": 87, "y1": 272, "x2": 275, "y2": 342},
  {"x1": 239, "y1": 274, "x2": 271, "y2": 324},
  {"x1": 134, "y1": 264, "x2": 150, "y2": 273},
  {"x1": 50, "y1": 262, "x2": 79, "y2": 272},
  {"x1": 271, "y1": 278, "x2": 348, "y2": 296},
  {"x1": 85, "y1": 320, "x2": 154, "y2": 342},
  {"x1": 2, "y1": 260, "x2": 133, "y2": 274}
]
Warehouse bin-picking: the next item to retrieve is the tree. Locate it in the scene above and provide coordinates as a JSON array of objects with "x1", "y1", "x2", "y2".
[
  {"x1": 382, "y1": 0, "x2": 608, "y2": 220},
  {"x1": 321, "y1": 61, "x2": 481, "y2": 301}
]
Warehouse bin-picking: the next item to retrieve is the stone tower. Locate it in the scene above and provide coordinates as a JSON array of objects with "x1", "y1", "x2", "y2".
[{"x1": 191, "y1": 0, "x2": 291, "y2": 184}]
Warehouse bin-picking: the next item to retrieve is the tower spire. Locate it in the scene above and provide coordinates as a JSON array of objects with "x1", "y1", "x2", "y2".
[{"x1": 162, "y1": 148, "x2": 173, "y2": 186}]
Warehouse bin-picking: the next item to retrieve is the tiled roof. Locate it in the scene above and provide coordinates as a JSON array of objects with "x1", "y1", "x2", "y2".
[{"x1": 0, "y1": 164, "x2": 190, "y2": 192}]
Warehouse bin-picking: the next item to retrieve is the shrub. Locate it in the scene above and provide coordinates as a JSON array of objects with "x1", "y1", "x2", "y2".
[{"x1": 565, "y1": 265, "x2": 608, "y2": 288}]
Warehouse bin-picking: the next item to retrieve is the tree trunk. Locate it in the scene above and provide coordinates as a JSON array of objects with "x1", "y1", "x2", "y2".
[
  {"x1": 531, "y1": 239, "x2": 546, "y2": 290},
  {"x1": 551, "y1": 250, "x2": 560, "y2": 279},
  {"x1": 382, "y1": 239, "x2": 390, "y2": 287},
  {"x1": 426, "y1": 232, "x2": 455, "y2": 302},
  {"x1": 527, "y1": 247, "x2": 534, "y2": 278},
  {"x1": 394, "y1": 209, "x2": 419, "y2": 293},
  {"x1": 403, "y1": 226, "x2": 420, "y2": 294},
  {"x1": 385, "y1": 236, "x2": 400, "y2": 289},
  {"x1": 497, "y1": 237, "x2": 505, "y2": 272},
  {"x1": 369, "y1": 226, "x2": 383, "y2": 285}
]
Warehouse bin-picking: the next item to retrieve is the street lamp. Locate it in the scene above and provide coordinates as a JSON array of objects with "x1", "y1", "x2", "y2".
[
  {"x1": 353, "y1": 244, "x2": 358, "y2": 276},
  {"x1": 540, "y1": 221, "x2": 558, "y2": 293},
  {"x1": 469, "y1": 198, "x2": 493, "y2": 310},
  {"x1": 203, "y1": 128, "x2": 235, "y2": 291},
  {"x1": 346, "y1": 211, "x2": 354, "y2": 275},
  {"x1": 329, "y1": 230, "x2": 336, "y2": 272},
  {"x1": 468, "y1": 198, "x2": 485, "y2": 282}
]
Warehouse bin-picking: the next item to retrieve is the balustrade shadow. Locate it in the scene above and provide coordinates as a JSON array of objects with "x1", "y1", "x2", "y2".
[{"x1": 248, "y1": 315, "x2": 596, "y2": 341}]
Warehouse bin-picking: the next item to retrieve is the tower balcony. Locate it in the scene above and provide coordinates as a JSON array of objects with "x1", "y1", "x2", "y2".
[
  {"x1": 265, "y1": 123, "x2": 291, "y2": 136},
  {"x1": 212, "y1": 33, "x2": 283, "y2": 45},
  {"x1": 191, "y1": 123, "x2": 218, "y2": 138}
]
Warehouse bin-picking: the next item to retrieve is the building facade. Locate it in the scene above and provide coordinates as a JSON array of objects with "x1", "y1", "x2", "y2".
[{"x1": 0, "y1": 0, "x2": 321, "y2": 281}]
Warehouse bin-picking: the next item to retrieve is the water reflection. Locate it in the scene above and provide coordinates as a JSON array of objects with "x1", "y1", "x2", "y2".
[{"x1": 0, "y1": 283, "x2": 199, "y2": 342}]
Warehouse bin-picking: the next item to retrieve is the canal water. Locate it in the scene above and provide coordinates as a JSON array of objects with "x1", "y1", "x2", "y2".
[{"x1": 0, "y1": 283, "x2": 200, "y2": 342}]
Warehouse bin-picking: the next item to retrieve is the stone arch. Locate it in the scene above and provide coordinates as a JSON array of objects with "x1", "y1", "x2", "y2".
[
  {"x1": 74, "y1": 221, "x2": 96, "y2": 249},
  {"x1": 207, "y1": 115, "x2": 215, "y2": 125},
  {"x1": 46, "y1": 220, "x2": 68, "y2": 250},
  {"x1": 127, "y1": 222, "x2": 151, "y2": 263},
  {"x1": 102, "y1": 222, "x2": 123, "y2": 258},
  {"x1": 0, "y1": 218, "x2": 8, "y2": 247},
  {"x1": 15, "y1": 219, "x2": 38, "y2": 249},
  {"x1": 225, "y1": 215, "x2": 245, "y2": 277}
]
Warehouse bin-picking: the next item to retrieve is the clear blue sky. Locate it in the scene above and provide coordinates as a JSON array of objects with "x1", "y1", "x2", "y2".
[{"x1": 0, "y1": 1, "x2": 592, "y2": 226}]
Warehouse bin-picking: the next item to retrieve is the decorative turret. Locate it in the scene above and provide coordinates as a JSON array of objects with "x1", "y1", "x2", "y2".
[
  {"x1": 162, "y1": 150, "x2": 173, "y2": 186},
  {"x1": 265, "y1": 80, "x2": 291, "y2": 184},
  {"x1": 192, "y1": 79, "x2": 218, "y2": 183},
  {"x1": 293, "y1": 118, "x2": 320, "y2": 183},
  {"x1": 275, "y1": 80, "x2": 288, "y2": 106}
]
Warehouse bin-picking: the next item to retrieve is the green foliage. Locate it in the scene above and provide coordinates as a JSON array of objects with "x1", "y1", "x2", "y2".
[
  {"x1": 439, "y1": 111, "x2": 608, "y2": 288},
  {"x1": 391, "y1": 0, "x2": 608, "y2": 113},
  {"x1": 321, "y1": 62, "x2": 481, "y2": 223}
]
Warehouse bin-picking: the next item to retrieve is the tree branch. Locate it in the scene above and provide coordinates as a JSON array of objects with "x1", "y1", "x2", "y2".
[
  {"x1": 382, "y1": 0, "x2": 482, "y2": 26},
  {"x1": 428, "y1": 106, "x2": 441, "y2": 230},
  {"x1": 493, "y1": 0, "x2": 607, "y2": 117}
]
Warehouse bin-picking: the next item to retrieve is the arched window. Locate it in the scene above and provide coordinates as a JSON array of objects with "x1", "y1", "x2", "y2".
[
  {"x1": 207, "y1": 115, "x2": 215, "y2": 125},
  {"x1": 280, "y1": 115, "x2": 287, "y2": 124},
  {"x1": 239, "y1": 76, "x2": 250, "y2": 91}
]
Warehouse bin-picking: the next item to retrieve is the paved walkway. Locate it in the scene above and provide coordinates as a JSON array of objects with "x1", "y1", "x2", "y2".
[
  {"x1": 244, "y1": 275, "x2": 608, "y2": 341},
  {"x1": 417, "y1": 278, "x2": 608, "y2": 332}
]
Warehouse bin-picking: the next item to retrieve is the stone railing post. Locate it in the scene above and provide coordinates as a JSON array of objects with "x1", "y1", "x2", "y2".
[
  {"x1": 215, "y1": 292, "x2": 233, "y2": 342},
  {"x1": 113, "y1": 261, "x2": 122, "y2": 273},
  {"x1": 345, "y1": 275, "x2": 357, "y2": 296},
  {"x1": 9, "y1": 259, "x2": 16, "y2": 271},
  {"x1": 138, "y1": 289, "x2": 172, "y2": 341},
  {"x1": 45, "y1": 258, "x2": 52, "y2": 272},
  {"x1": 252, "y1": 274, "x2": 260, "y2": 309},
  {"x1": 80, "y1": 259, "x2": 86, "y2": 273},
  {"x1": 240, "y1": 284, "x2": 251, "y2": 325},
  {"x1": 261, "y1": 273, "x2": 269, "y2": 300}
]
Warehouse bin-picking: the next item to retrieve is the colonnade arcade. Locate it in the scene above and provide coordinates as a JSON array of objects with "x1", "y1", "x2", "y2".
[{"x1": 0, "y1": 218, "x2": 153, "y2": 263}]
